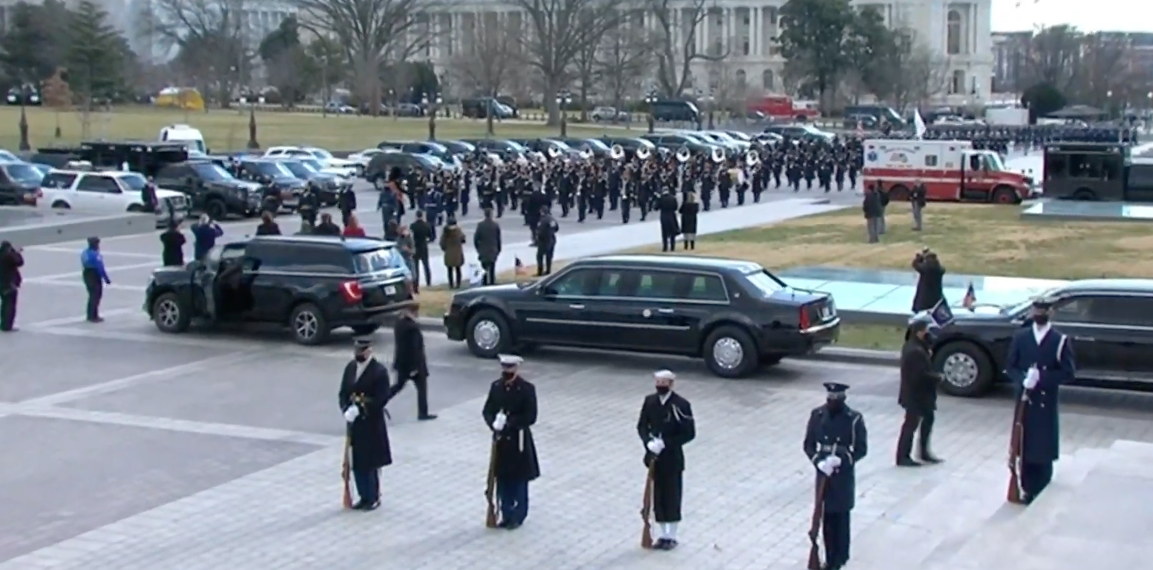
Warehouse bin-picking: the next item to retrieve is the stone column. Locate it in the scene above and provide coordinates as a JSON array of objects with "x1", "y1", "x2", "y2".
[
  {"x1": 752, "y1": 6, "x2": 760, "y2": 57},
  {"x1": 700, "y1": 10, "x2": 709, "y2": 55}
]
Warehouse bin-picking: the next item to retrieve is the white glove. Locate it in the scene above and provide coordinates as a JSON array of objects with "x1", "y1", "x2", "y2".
[
  {"x1": 646, "y1": 438, "x2": 665, "y2": 455},
  {"x1": 343, "y1": 406, "x2": 359, "y2": 422},
  {"x1": 1024, "y1": 367, "x2": 1040, "y2": 390},
  {"x1": 492, "y1": 412, "x2": 507, "y2": 432},
  {"x1": 817, "y1": 459, "x2": 834, "y2": 476},
  {"x1": 827, "y1": 456, "x2": 842, "y2": 470}
]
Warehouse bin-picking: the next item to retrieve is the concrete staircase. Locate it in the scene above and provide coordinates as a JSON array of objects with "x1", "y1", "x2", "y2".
[{"x1": 919, "y1": 441, "x2": 1153, "y2": 570}]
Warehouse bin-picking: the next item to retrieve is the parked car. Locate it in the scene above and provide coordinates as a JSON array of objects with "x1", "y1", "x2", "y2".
[
  {"x1": 442, "y1": 254, "x2": 840, "y2": 378},
  {"x1": 152, "y1": 160, "x2": 267, "y2": 219},
  {"x1": 591, "y1": 106, "x2": 628, "y2": 122},
  {"x1": 0, "y1": 161, "x2": 46, "y2": 205},
  {"x1": 930, "y1": 279, "x2": 1153, "y2": 397},
  {"x1": 144, "y1": 236, "x2": 412, "y2": 345},
  {"x1": 38, "y1": 169, "x2": 189, "y2": 227}
]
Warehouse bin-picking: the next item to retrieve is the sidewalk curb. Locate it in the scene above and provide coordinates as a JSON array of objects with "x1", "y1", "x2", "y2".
[{"x1": 407, "y1": 317, "x2": 901, "y2": 368}]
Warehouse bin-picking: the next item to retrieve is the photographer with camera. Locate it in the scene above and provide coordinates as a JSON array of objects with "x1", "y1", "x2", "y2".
[{"x1": 911, "y1": 248, "x2": 945, "y2": 313}]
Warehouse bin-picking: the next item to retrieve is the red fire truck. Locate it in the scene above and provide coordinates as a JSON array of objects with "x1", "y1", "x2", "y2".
[
  {"x1": 747, "y1": 95, "x2": 820, "y2": 120},
  {"x1": 862, "y1": 139, "x2": 1033, "y2": 204}
]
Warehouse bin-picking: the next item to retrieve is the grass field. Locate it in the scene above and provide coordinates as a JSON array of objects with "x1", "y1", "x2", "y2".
[
  {"x1": 0, "y1": 106, "x2": 626, "y2": 152},
  {"x1": 411, "y1": 202, "x2": 1153, "y2": 352}
]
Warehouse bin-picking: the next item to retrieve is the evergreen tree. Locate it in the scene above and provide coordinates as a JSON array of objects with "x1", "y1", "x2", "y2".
[{"x1": 65, "y1": 0, "x2": 125, "y2": 106}]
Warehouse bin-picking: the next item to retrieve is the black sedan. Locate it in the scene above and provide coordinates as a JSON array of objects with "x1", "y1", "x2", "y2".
[
  {"x1": 930, "y1": 279, "x2": 1153, "y2": 397},
  {"x1": 442, "y1": 254, "x2": 840, "y2": 378}
]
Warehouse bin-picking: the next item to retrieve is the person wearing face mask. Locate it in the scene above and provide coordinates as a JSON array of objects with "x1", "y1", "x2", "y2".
[
  {"x1": 636, "y1": 370, "x2": 696, "y2": 550},
  {"x1": 896, "y1": 312, "x2": 943, "y2": 467},
  {"x1": 338, "y1": 338, "x2": 395, "y2": 511},
  {"x1": 482, "y1": 354, "x2": 540, "y2": 530},
  {"x1": 803, "y1": 383, "x2": 867, "y2": 570},
  {"x1": 1004, "y1": 299, "x2": 1075, "y2": 504}
]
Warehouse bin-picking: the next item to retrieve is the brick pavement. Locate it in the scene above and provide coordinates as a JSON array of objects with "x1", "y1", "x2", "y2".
[{"x1": 3, "y1": 344, "x2": 1153, "y2": 570}]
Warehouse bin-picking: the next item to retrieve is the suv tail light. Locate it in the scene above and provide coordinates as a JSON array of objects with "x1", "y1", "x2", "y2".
[
  {"x1": 339, "y1": 281, "x2": 363, "y2": 304},
  {"x1": 799, "y1": 305, "x2": 811, "y2": 331}
]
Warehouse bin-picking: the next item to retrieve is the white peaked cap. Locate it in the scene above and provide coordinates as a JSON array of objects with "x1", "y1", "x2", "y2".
[
  {"x1": 498, "y1": 354, "x2": 524, "y2": 366},
  {"x1": 653, "y1": 370, "x2": 676, "y2": 380}
]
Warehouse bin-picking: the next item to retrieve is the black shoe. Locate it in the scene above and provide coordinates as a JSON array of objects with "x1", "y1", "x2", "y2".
[
  {"x1": 351, "y1": 499, "x2": 367, "y2": 510},
  {"x1": 504, "y1": 521, "x2": 522, "y2": 530},
  {"x1": 664, "y1": 539, "x2": 678, "y2": 550},
  {"x1": 418, "y1": 414, "x2": 438, "y2": 421},
  {"x1": 361, "y1": 500, "x2": 380, "y2": 511},
  {"x1": 652, "y1": 538, "x2": 671, "y2": 550},
  {"x1": 919, "y1": 453, "x2": 943, "y2": 464},
  {"x1": 896, "y1": 457, "x2": 922, "y2": 467},
  {"x1": 496, "y1": 520, "x2": 510, "y2": 528}
]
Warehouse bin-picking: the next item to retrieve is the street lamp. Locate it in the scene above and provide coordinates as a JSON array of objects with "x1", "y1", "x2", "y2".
[
  {"x1": 423, "y1": 91, "x2": 443, "y2": 141},
  {"x1": 556, "y1": 90, "x2": 573, "y2": 137},
  {"x1": 644, "y1": 90, "x2": 659, "y2": 133},
  {"x1": 16, "y1": 80, "x2": 30, "y2": 152}
]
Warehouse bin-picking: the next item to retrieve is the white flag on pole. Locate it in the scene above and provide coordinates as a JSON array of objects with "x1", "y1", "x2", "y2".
[{"x1": 913, "y1": 109, "x2": 927, "y2": 139}]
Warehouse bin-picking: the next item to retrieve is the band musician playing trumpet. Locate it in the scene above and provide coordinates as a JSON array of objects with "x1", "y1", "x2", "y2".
[{"x1": 637, "y1": 370, "x2": 696, "y2": 550}]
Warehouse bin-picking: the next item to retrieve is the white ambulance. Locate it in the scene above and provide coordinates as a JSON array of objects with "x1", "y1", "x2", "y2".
[{"x1": 862, "y1": 139, "x2": 1032, "y2": 204}]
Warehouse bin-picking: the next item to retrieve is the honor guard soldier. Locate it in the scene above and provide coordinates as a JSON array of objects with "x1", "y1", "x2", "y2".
[
  {"x1": 803, "y1": 382, "x2": 867, "y2": 570},
  {"x1": 482, "y1": 355, "x2": 540, "y2": 529},
  {"x1": 1005, "y1": 299, "x2": 1075, "y2": 504},
  {"x1": 338, "y1": 338, "x2": 394, "y2": 511},
  {"x1": 637, "y1": 370, "x2": 696, "y2": 550},
  {"x1": 896, "y1": 312, "x2": 943, "y2": 466}
]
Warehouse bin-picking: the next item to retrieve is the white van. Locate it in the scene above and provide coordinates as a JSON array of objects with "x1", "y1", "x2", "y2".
[{"x1": 159, "y1": 124, "x2": 208, "y2": 154}]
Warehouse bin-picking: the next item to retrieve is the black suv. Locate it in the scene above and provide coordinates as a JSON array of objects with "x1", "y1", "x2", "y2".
[
  {"x1": 153, "y1": 160, "x2": 267, "y2": 219},
  {"x1": 145, "y1": 236, "x2": 413, "y2": 345},
  {"x1": 928, "y1": 279, "x2": 1153, "y2": 397},
  {"x1": 443, "y1": 255, "x2": 840, "y2": 378}
]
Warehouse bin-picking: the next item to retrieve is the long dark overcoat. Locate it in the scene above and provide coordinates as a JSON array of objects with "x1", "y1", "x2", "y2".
[
  {"x1": 339, "y1": 359, "x2": 394, "y2": 469},
  {"x1": 636, "y1": 392, "x2": 696, "y2": 475},
  {"x1": 803, "y1": 405, "x2": 868, "y2": 514},
  {"x1": 482, "y1": 376, "x2": 541, "y2": 481},
  {"x1": 899, "y1": 338, "x2": 938, "y2": 413},
  {"x1": 1005, "y1": 327, "x2": 1075, "y2": 464}
]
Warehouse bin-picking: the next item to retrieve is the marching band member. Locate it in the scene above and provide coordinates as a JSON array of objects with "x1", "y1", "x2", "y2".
[
  {"x1": 482, "y1": 354, "x2": 540, "y2": 530},
  {"x1": 637, "y1": 370, "x2": 695, "y2": 550}
]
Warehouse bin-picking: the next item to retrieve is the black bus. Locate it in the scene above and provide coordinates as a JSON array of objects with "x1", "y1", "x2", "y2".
[
  {"x1": 650, "y1": 100, "x2": 700, "y2": 122},
  {"x1": 1043, "y1": 143, "x2": 1153, "y2": 202}
]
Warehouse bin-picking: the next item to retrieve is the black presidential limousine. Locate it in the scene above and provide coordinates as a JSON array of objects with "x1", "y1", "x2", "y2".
[{"x1": 443, "y1": 255, "x2": 840, "y2": 378}]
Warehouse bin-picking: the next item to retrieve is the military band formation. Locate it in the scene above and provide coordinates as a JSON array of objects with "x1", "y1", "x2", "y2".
[{"x1": 338, "y1": 293, "x2": 1075, "y2": 569}]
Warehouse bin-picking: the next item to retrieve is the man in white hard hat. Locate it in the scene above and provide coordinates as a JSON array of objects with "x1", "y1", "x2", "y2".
[{"x1": 637, "y1": 369, "x2": 696, "y2": 550}]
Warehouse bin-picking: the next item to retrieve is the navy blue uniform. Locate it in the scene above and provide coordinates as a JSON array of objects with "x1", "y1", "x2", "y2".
[
  {"x1": 1004, "y1": 325, "x2": 1075, "y2": 503},
  {"x1": 803, "y1": 403, "x2": 868, "y2": 569},
  {"x1": 338, "y1": 357, "x2": 394, "y2": 508}
]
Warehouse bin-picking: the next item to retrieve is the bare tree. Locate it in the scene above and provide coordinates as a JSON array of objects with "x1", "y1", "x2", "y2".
[
  {"x1": 875, "y1": 31, "x2": 950, "y2": 111},
  {"x1": 704, "y1": 50, "x2": 740, "y2": 115},
  {"x1": 1022, "y1": 24, "x2": 1083, "y2": 93},
  {"x1": 293, "y1": 0, "x2": 434, "y2": 115},
  {"x1": 448, "y1": 13, "x2": 516, "y2": 134},
  {"x1": 1075, "y1": 32, "x2": 1133, "y2": 108},
  {"x1": 152, "y1": 0, "x2": 252, "y2": 107},
  {"x1": 596, "y1": 18, "x2": 653, "y2": 110},
  {"x1": 508, "y1": 0, "x2": 620, "y2": 125},
  {"x1": 647, "y1": 0, "x2": 725, "y2": 97}
]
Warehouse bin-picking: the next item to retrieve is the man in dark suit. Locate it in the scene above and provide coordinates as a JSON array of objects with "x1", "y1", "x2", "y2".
[
  {"x1": 0, "y1": 240, "x2": 24, "y2": 332},
  {"x1": 339, "y1": 338, "x2": 394, "y2": 511},
  {"x1": 389, "y1": 302, "x2": 436, "y2": 420},
  {"x1": 474, "y1": 208, "x2": 502, "y2": 285},
  {"x1": 637, "y1": 369, "x2": 696, "y2": 550},
  {"x1": 1005, "y1": 299, "x2": 1076, "y2": 504},
  {"x1": 896, "y1": 312, "x2": 942, "y2": 466},
  {"x1": 803, "y1": 383, "x2": 868, "y2": 570},
  {"x1": 910, "y1": 179, "x2": 927, "y2": 231},
  {"x1": 409, "y1": 211, "x2": 435, "y2": 289}
]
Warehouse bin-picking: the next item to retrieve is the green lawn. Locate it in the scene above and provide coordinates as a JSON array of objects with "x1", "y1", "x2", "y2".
[{"x1": 0, "y1": 106, "x2": 626, "y2": 152}]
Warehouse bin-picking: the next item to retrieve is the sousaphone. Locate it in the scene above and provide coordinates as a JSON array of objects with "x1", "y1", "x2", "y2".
[
  {"x1": 547, "y1": 146, "x2": 563, "y2": 159},
  {"x1": 675, "y1": 146, "x2": 691, "y2": 162},
  {"x1": 745, "y1": 150, "x2": 760, "y2": 166},
  {"x1": 636, "y1": 146, "x2": 652, "y2": 160},
  {"x1": 711, "y1": 147, "x2": 726, "y2": 163},
  {"x1": 610, "y1": 144, "x2": 626, "y2": 160}
]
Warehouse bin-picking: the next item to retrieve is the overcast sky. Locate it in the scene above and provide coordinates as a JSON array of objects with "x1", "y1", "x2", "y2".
[{"x1": 992, "y1": 0, "x2": 1150, "y2": 33}]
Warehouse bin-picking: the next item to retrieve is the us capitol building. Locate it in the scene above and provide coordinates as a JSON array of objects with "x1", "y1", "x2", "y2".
[{"x1": 419, "y1": 0, "x2": 993, "y2": 104}]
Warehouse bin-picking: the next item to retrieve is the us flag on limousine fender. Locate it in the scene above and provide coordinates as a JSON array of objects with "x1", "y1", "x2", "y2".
[
  {"x1": 962, "y1": 282, "x2": 977, "y2": 309},
  {"x1": 515, "y1": 257, "x2": 528, "y2": 277}
]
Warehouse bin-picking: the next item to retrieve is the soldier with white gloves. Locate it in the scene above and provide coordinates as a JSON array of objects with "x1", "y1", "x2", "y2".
[
  {"x1": 637, "y1": 370, "x2": 696, "y2": 550},
  {"x1": 482, "y1": 354, "x2": 540, "y2": 529},
  {"x1": 338, "y1": 338, "x2": 395, "y2": 511},
  {"x1": 803, "y1": 382, "x2": 868, "y2": 570}
]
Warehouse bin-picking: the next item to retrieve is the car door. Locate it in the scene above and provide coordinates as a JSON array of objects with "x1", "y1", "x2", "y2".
[
  {"x1": 1076, "y1": 295, "x2": 1153, "y2": 382},
  {"x1": 512, "y1": 268, "x2": 602, "y2": 344},
  {"x1": 245, "y1": 243, "x2": 296, "y2": 321},
  {"x1": 73, "y1": 175, "x2": 117, "y2": 212},
  {"x1": 155, "y1": 164, "x2": 193, "y2": 198},
  {"x1": 587, "y1": 268, "x2": 694, "y2": 352},
  {"x1": 1050, "y1": 296, "x2": 1121, "y2": 377}
]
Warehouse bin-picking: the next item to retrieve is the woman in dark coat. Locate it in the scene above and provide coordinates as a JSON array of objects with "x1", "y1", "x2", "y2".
[
  {"x1": 160, "y1": 222, "x2": 186, "y2": 266},
  {"x1": 679, "y1": 191, "x2": 700, "y2": 250},
  {"x1": 911, "y1": 249, "x2": 945, "y2": 312},
  {"x1": 255, "y1": 211, "x2": 280, "y2": 236}
]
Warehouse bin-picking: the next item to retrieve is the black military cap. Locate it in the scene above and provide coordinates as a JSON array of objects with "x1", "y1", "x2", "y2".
[
  {"x1": 87, "y1": 236, "x2": 101, "y2": 246},
  {"x1": 908, "y1": 311, "x2": 934, "y2": 332},
  {"x1": 823, "y1": 382, "x2": 850, "y2": 399},
  {"x1": 353, "y1": 338, "x2": 373, "y2": 350},
  {"x1": 1032, "y1": 299, "x2": 1053, "y2": 310}
]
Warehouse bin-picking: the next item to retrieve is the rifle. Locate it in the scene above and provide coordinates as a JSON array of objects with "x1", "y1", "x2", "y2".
[
  {"x1": 1007, "y1": 396, "x2": 1028, "y2": 504},
  {"x1": 640, "y1": 461, "x2": 657, "y2": 549},
  {"x1": 484, "y1": 439, "x2": 499, "y2": 528},
  {"x1": 807, "y1": 476, "x2": 829, "y2": 570},
  {"x1": 341, "y1": 435, "x2": 352, "y2": 509}
]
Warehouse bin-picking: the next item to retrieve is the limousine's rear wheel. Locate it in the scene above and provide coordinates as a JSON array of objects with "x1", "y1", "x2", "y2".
[
  {"x1": 466, "y1": 309, "x2": 510, "y2": 358},
  {"x1": 290, "y1": 302, "x2": 330, "y2": 346},
  {"x1": 934, "y1": 341, "x2": 994, "y2": 397},
  {"x1": 704, "y1": 326, "x2": 757, "y2": 379},
  {"x1": 152, "y1": 292, "x2": 190, "y2": 333}
]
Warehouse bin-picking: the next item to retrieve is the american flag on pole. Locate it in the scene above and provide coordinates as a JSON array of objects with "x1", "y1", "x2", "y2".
[{"x1": 962, "y1": 282, "x2": 977, "y2": 309}]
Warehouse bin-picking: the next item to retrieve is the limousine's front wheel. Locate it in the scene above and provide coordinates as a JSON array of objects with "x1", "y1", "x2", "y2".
[
  {"x1": 704, "y1": 326, "x2": 757, "y2": 378},
  {"x1": 934, "y1": 341, "x2": 995, "y2": 397},
  {"x1": 466, "y1": 309, "x2": 511, "y2": 358}
]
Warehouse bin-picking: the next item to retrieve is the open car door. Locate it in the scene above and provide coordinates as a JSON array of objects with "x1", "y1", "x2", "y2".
[{"x1": 196, "y1": 243, "x2": 247, "y2": 320}]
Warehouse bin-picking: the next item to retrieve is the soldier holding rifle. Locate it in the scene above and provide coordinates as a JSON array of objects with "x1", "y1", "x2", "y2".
[
  {"x1": 338, "y1": 338, "x2": 394, "y2": 511},
  {"x1": 482, "y1": 355, "x2": 539, "y2": 530},
  {"x1": 803, "y1": 383, "x2": 868, "y2": 570},
  {"x1": 1004, "y1": 299, "x2": 1075, "y2": 504},
  {"x1": 636, "y1": 370, "x2": 696, "y2": 551}
]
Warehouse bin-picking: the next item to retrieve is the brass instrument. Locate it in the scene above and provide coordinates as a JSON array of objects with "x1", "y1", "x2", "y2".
[
  {"x1": 711, "y1": 147, "x2": 726, "y2": 163},
  {"x1": 579, "y1": 147, "x2": 594, "y2": 160},
  {"x1": 610, "y1": 144, "x2": 626, "y2": 160},
  {"x1": 746, "y1": 150, "x2": 760, "y2": 166},
  {"x1": 636, "y1": 146, "x2": 652, "y2": 160},
  {"x1": 547, "y1": 146, "x2": 563, "y2": 159},
  {"x1": 675, "y1": 147, "x2": 691, "y2": 162}
]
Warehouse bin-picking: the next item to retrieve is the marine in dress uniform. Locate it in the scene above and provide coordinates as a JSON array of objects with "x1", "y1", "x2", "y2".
[
  {"x1": 338, "y1": 339, "x2": 394, "y2": 511},
  {"x1": 1005, "y1": 299, "x2": 1075, "y2": 504},
  {"x1": 803, "y1": 382, "x2": 868, "y2": 570},
  {"x1": 896, "y1": 312, "x2": 943, "y2": 466},
  {"x1": 482, "y1": 355, "x2": 540, "y2": 529},
  {"x1": 637, "y1": 370, "x2": 696, "y2": 550}
]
